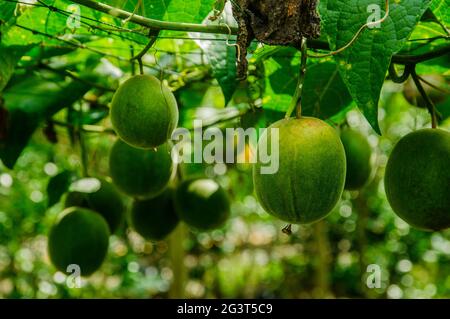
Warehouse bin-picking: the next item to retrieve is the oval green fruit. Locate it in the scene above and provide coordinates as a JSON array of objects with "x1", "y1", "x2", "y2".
[
  {"x1": 384, "y1": 128, "x2": 450, "y2": 231},
  {"x1": 48, "y1": 207, "x2": 110, "y2": 276},
  {"x1": 109, "y1": 139, "x2": 174, "y2": 199},
  {"x1": 253, "y1": 117, "x2": 346, "y2": 224},
  {"x1": 110, "y1": 74, "x2": 179, "y2": 148},
  {"x1": 64, "y1": 178, "x2": 125, "y2": 233},
  {"x1": 174, "y1": 178, "x2": 230, "y2": 231},
  {"x1": 131, "y1": 191, "x2": 179, "y2": 241},
  {"x1": 403, "y1": 74, "x2": 448, "y2": 109},
  {"x1": 340, "y1": 129, "x2": 372, "y2": 190}
]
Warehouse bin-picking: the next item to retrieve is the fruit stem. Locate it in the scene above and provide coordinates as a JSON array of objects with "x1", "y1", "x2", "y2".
[
  {"x1": 285, "y1": 37, "x2": 308, "y2": 119},
  {"x1": 130, "y1": 45, "x2": 136, "y2": 76},
  {"x1": 130, "y1": 30, "x2": 159, "y2": 75},
  {"x1": 411, "y1": 68, "x2": 438, "y2": 129}
]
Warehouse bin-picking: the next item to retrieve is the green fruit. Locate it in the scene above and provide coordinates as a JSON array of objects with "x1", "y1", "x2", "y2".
[
  {"x1": 64, "y1": 178, "x2": 125, "y2": 233},
  {"x1": 131, "y1": 191, "x2": 179, "y2": 241},
  {"x1": 384, "y1": 129, "x2": 450, "y2": 231},
  {"x1": 174, "y1": 178, "x2": 230, "y2": 231},
  {"x1": 48, "y1": 207, "x2": 110, "y2": 276},
  {"x1": 403, "y1": 74, "x2": 447, "y2": 109},
  {"x1": 110, "y1": 75, "x2": 179, "y2": 149},
  {"x1": 253, "y1": 117, "x2": 346, "y2": 224},
  {"x1": 341, "y1": 129, "x2": 372, "y2": 190},
  {"x1": 109, "y1": 139, "x2": 174, "y2": 199}
]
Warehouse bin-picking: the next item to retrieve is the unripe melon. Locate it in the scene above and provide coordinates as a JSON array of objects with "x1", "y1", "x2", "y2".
[
  {"x1": 48, "y1": 207, "x2": 110, "y2": 276},
  {"x1": 131, "y1": 191, "x2": 179, "y2": 241},
  {"x1": 65, "y1": 178, "x2": 125, "y2": 233},
  {"x1": 109, "y1": 139, "x2": 174, "y2": 199},
  {"x1": 253, "y1": 117, "x2": 346, "y2": 224},
  {"x1": 341, "y1": 129, "x2": 372, "y2": 190},
  {"x1": 110, "y1": 75, "x2": 179, "y2": 149},
  {"x1": 174, "y1": 178, "x2": 230, "y2": 231},
  {"x1": 384, "y1": 128, "x2": 450, "y2": 231}
]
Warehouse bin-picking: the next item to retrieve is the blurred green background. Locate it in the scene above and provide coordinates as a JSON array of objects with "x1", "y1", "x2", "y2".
[
  {"x1": 1, "y1": 81, "x2": 450, "y2": 298},
  {"x1": 1, "y1": 0, "x2": 450, "y2": 299}
]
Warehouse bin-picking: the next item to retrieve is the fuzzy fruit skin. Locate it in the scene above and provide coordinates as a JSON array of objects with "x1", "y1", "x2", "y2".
[
  {"x1": 174, "y1": 178, "x2": 230, "y2": 231},
  {"x1": 253, "y1": 117, "x2": 346, "y2": 224},
  {"x1": 64, "y1": 178, "x2": 125, "y2": 233},
  {"x1": 131, "y1": 191, "x2": 179, "y2": 241},
  {"x1": 48, "y1": 207, "x2": 110, "y2": 276},
  {"x1": 384, "y1": 129, "x2": 450, "y2": 231},
  {"x1": 111, "y1": 75, "x2": 178, "y2": 149},
  {"x1": 109, "y1": 139, "x2": 174, "y2": 199},
  {"x1": 341, "y1": 129, "x2": 372, "y2": 190}
]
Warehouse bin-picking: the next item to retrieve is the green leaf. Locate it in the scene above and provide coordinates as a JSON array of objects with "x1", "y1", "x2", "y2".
[
  {"x1": 0, "y1": 1, "x2": 16, "y2": 22},
  {"x1": 302, "y1": 61, "x2": 353, "y2": 119},
  {"x1": 430, "y1": 0, "x2": 450, "y2": 26},
  {"x1": 0, "y1": 75, "x2": 90, "y2": 168},
  {"x1": 105, "y1": 0, "x2": 215, "y2": 22},
  {"x1": 263, "y1": 49, "x2": 353, "y2": 120},
  {"x1": 0, "y1": 44, "x2": 35, "y2": 93},
  {"x1": 190, "y1": 5, "x2": 237, "y2": 105},
  {"x1": 320, "y1": 0, "x2": 431, "y2": 133},
  {"x1": 400, "y1": 22, "x2": 449, "y2": 55},
  {"x1": 250, "y1": 45, "x2": 283, "y2": 64},
  {"x1": 46, "y1": 170, "x2": 77, "y2": 207},
  {"x1": 193, "y1": 35, "x2": 237, "y2": 105},
  {"x1": 67, "y1": 103, "x2": 109, "y2": 125}
]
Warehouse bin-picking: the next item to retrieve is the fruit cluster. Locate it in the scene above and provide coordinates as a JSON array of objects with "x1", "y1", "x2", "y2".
[
  {"x1": 253, "y1": 118, "x2": 450, "y2": 232},
  {"x1": 47, "y1": 75, "x2": 230, "y2": 276},
  {"x1": 47, "y1": 74, "x2": 450, "y2": 277}
]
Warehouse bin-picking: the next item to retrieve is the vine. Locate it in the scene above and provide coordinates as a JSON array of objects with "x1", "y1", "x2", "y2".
[
  {"x1": 411, "y1": 68, "x2": 439, "y2": 129},
  {"x1": 285, "y1": 38, "x2": 308, "y2": 119}
]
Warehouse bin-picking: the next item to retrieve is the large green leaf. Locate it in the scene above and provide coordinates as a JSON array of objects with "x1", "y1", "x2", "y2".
[
  {"x1": 263, "y1": 48, "x2": 353, "y2": 120},
  {"x1": 401, "y1": 21, "x2": 449, "y2": 55},
  {"x1": 194, "y1": 34, "x2": 237, "y2": 105},
  {"x1": 430, "y1": 0, "x2": 450, "y2": 26},
  {"x1": 191, "y1": 5, "x2": 237, "y2": 105},
  {"x1": 104, "y1": 0, "x2": 215, "y2": 23},
  {"x1": 0, "y1": 44, "x2": 35, "y2": 93},
  {"x1": 0, "y1": 1, "x2": 16, "y2": 22},
  {"x1": 302, "y1": 61, "x2": 353, "y2": 119},
  {"x1": 320, "y1": 0, "x2": 431, "y2": 133},
  {"x1": 0, "y1": 75, "x2": 90, "y2": 168}
]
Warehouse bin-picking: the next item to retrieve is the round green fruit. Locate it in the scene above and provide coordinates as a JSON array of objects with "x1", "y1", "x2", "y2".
[
  {"x1": 174, "y1": 178, "x2": 230, "y2": 231},
  {"x1": 64, "y1": 178, "x2": 125, "y2": 233},
  {"x1": 340, "y1": 129, "x2": 372, "y2": 190},
  {"x1": 253, "y1": 117, "x2": 346, "y2": 224},
  {"x1": 48, "y1": 207, "x2": 110, "y2": 276},
  {"x1": 131, "y1": 191, "x2": 179, "y2": 241},
  {"x1": 384, "y1": 128, "x2": 450, "y2": 231},
  {"x1": 403, "y1": 74, "x2": 447, "y2": 109},
  {"x1": 109, "y1": 139, "x2": 174, "y2": 199},
  {"x1": 110, "y1": 74, "x2": 179, "y2": 149}
]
